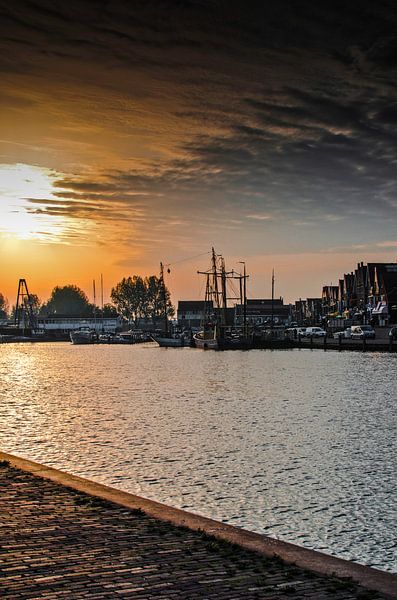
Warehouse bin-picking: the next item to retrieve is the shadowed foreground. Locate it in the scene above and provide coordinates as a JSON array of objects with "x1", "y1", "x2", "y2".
[{"x1": 0, "y1": 462, "x2": 393, "y2": 599}]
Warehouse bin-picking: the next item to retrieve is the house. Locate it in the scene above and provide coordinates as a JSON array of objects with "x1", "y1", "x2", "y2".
[
  {"x1": 372, "y1": 264, "x2": 397, "y2": 325},
  {"x1": 235, "y1": 299, "x2": 291, "y2": 326},
  {"x1": 322, "y1": 285, "x2": 339, "y2": 314},
  {"x1": 37, "y1": 314, "x2": 123, "y2": 337},
  {"x1": 177, "y1": 301, "x2": 211, "y2": 328}
]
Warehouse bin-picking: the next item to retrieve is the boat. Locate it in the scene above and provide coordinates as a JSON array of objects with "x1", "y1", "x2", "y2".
[
  {"x1": 70, "y1": 327, "x2": 96, "y2": 344},
  {"x1": 192, "y1": 328, "x2": 219, "y2": 349},
  {"x1": 152, "y1": 331, "x2": 191, "y2": 347},
  {"x1": 151, "y1": 262, "x2": 192, "y2": 348},
  {"x1": 194, "y1": 248, "x2": 254, "y2": 350}
]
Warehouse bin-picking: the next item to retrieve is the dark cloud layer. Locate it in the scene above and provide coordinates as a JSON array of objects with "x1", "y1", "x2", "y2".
[{"x1": 0, "y1": 0, "x2": 396, "y2": 255}]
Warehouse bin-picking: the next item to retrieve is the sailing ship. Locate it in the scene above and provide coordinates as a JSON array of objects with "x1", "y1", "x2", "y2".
[
  {"x1": 151, "y1": 262, "x2": 191, "y2": 348},
  {"x1": 193, "y1": 248, "x2": 253, "y2": 350}
]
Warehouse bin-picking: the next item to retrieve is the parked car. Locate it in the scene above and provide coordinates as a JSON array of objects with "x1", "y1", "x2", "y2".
[
  {"x1": 333, "y1": 330, "x2": 344, "y2": 339},
  {"x1": 296, "y1": 327, "x2": 307, "y2": 337},
  {"x1": 350, "y1": 325, "x2": 375, "y2": 339},
  {"x1": 334, "y1": 327, "x2": 352, "y2": 339},
  {"x1": 284, "y1": 327, "x2": 306, "y2": 338},
  {"x1": 303, "y1": 326, "x2": 327, "y2": 338},
  {"x1": 389, "y1": 326, "x2": 397, "y2": 340}
]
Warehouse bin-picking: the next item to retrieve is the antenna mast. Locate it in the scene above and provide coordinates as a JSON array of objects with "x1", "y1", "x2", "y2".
[{"x1": 14, "y1": 278, "x2": 36, "y2": 333}]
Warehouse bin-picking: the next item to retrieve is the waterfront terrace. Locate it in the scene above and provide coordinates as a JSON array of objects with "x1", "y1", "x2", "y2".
[{"x1": 0, "y1": 453, "x2": 395, "y2": 600}]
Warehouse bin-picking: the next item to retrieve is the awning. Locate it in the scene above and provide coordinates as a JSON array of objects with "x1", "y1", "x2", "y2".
[{"x1": 371, "y1": 302, "x2": 388, "y2": 315}]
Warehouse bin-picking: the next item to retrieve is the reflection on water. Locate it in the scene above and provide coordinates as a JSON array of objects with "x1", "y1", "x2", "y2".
[{"x1": 0, "y1": 342, "x2": 396, "y2": 572}]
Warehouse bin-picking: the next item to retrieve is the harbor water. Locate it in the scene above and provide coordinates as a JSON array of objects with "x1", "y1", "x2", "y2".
[{"x1": 0, "y1": 342, "x2": 395, "y2": 572}]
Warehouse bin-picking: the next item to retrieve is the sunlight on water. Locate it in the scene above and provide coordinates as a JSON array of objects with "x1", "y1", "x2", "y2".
[{"x1": 0, "y1": 343, "x2": 396, "y2": 572}]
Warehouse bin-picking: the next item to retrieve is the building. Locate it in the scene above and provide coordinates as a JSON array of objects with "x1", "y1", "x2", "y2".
[
  {"x1": 318, "y1": 261, "x2": 397, "y2": 326},
  {"x1": 177, "y1": 301, "x2": 211, "y2": 328},
  {"x1": 235, "y1": 299, "x2": 291, "y2": 326},
  {"x1": 37, "y1": 315, "x2": 123, "y2": 337},
  {"x1": 321, "y1": 285, "x2": 339, "y2": 315},
  {"x1": 373, "y1": 264, "x2": 397, "y2": 325}
]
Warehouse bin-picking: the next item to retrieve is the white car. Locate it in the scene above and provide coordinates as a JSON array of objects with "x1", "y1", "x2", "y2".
[
  {"x1": 304, "y1": 327, "x2": 327, "y2": 338},
  {"x1": 333, "y1": 327, "x2": 352, "y2": 339},
  {"x1": 351, "y1": 325, "x2": 375, "y2": 339}
]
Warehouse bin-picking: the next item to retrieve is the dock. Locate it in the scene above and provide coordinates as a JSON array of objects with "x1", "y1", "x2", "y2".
[{"x1": 1, "y1": 452, "x2": 395, "y2": 599}]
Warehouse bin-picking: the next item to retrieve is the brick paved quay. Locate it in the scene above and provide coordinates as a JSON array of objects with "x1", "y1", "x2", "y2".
[{"x1": 0, "y1": 457, "x2": 395, "y2": 600}]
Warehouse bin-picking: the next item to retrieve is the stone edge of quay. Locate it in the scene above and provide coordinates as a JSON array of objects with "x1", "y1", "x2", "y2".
[{"x1": 1, "y1": 450, "x2": 396, "y2": 599}]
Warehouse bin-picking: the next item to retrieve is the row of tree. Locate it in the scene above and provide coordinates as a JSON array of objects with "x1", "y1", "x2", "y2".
[
  {"x1": 0, "y1": 275, "x2": 174, "y2": 327},
  {"x1": 111, "y1": 275, "x2": 174, "y2": 326}
]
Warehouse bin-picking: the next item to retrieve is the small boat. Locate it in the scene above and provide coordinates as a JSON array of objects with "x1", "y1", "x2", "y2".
[
  {"x1": 70, "y1": 327, "x2": 96, "y2": 344},
  {"x1": 193, "y1": 328, "x2": 218, "y2": 350},
  {"x1": 152, "y1": 330, "x2": 191, "y2": 347}
]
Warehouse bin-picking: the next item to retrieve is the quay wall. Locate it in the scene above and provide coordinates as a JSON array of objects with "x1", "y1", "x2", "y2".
[{"x1": 1, "y1": 450, "x2": 396, "y2": 598}]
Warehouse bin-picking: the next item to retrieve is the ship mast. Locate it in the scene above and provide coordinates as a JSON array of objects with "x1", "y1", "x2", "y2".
[
  {"x1": 160, "y1": 262, "x2": 169, "y2": 335},
  {"x1": 271, "y1": 268, "x2": 275, "y2": 334}
]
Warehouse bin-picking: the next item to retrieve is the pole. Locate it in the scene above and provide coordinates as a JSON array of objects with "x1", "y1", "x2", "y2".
[
  {"x1": 243, "y1": 262, "x2": 247, "y2": 336},
  {"x1": 211, "y1": 247, "x2": 220, "y2": 311},
  {"x1": 160, "y1": 262, "x2": 169, "y2": 335},
  {"x1": 100, "y1": 274, "x2": 104, "y2": 332},
  {"x1": 93, "y1": 279, "x2": 97, "y2": 333},
  {"x1": 271, "y1": 268, "x2": 275, "y2": 336},
  {"x1": 14, "y1": 279, "x2": 22, "y2": 327},
  {"x1": 239, "y1": 274, "x2": 243, "y2": 327},
  {"x1": 221, "y1": 257, "x2": 227, "y2": 328}
]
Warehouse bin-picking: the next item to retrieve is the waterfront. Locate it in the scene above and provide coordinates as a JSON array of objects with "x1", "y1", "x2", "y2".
[{"x1": 0, "y1": 342, "x2": 395, "y2": 573}]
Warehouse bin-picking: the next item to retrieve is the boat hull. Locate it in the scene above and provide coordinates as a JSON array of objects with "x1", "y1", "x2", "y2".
[
  {"x1": 194, "y1": 332, "x2": 254, "y2": 350},
  {"x1": 218, "y1": 336, "x2": 253, "y2": 350},
  {"x1": 70, "y1": 331, "x2": 95, "y2": 344},
  {"x1": 152, "y1": 335, "x2": 190, "y2": 348},
  {"x1": 193, "y1": 334, "x2": 218, "y2": 350}
]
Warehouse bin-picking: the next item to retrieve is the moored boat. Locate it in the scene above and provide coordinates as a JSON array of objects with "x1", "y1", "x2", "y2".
[
  {"x1": 153, "y1": 335, "x2": 185, "y2": 348},
  {"x1": 70, "y1": 328, "x2": 96, "y2": 344},
  {"x1": 152, "y1": 330, "x2": 191, "y2": 347},
  {"x1": 193, "y1": 328, "x2": 218, "y2": 349}
]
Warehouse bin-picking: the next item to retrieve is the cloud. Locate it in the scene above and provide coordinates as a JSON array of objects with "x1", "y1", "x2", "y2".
[
  {"x1": 0, "y1": 0, "x2": 396, "y2": 260},
  {"x1": 377, "y1": 240, "x2": 397, "y2": 248}
]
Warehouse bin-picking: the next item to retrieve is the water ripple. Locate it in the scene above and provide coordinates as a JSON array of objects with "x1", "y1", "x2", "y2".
[{"x1": 0, "y1": 343, "x2": 396, "y2": 572}]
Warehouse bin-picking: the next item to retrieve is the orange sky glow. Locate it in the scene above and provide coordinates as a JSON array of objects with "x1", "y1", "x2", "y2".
[{"x1": 1, "y1": 3, "x2": 396, "y2": 309}]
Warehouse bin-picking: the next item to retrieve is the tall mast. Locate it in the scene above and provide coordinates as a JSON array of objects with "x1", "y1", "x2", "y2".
[
  {"x1": 243, "y1": 262, "x2": 247, "y2": 335},
  {"x1": 160, "y1": 262, "x2": 169, "y2": 335},
  {"x1": 93, "y1": 279, "x2": 97, "y2": 332},
  {"x1": 220, "y1": 256, "x2": 227, "y2": 327},
  {"x1": 271, "y1": 268, "x2": 275, "y2": 333},
  {"x1": 205, "y1": 273, "x2": 210, "y2": 319},
  {"x1": 100, "y1": 273, "x2": 104, "y2": 332},
  {"x1": 239, "y1": 271, "x2": 243, "y2": 326},
  {"x1": 211, "y1": 247, "x2": 221, "y2": 310},
  {"x1": 238, "y1": 261, "x2": 247, "y2": 334}
]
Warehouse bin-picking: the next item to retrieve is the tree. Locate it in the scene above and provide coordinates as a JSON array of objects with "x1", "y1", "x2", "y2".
[
  {"x1": 102, "y1": 303, "x2": 119, "y2": 317},
  {"x1": 146, "y1": 275, "x2": 174, "y2": 327},
  {"x1": 41, "y1": 285, "x2": 93, "y2": 316},
  {"x1": 0, "y1": 293, "x2": 8, "y2": 319},
  {"x1": 111, "y1": 275, "x2": 174, "y2": 327},
  {"x1": 111, "y1": 276, "x2": 147, "y2": 325},
  {"x1": 29, "y1": 294, "x2": 41, "y2": 316}
]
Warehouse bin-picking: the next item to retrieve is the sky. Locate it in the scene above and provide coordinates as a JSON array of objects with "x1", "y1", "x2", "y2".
[{"x1": 1, "y1": 0, "x2": 396, "y2": 306}]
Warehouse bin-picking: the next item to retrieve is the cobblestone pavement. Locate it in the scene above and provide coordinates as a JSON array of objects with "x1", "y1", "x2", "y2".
[{"x1": 0, "y1": 462, "x2": 389, "y2": 599}]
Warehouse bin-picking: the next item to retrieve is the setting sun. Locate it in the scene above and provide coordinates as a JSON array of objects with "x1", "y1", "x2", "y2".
[{"x1": 0, "y1": 163, "x2": 65, "y2": 242}]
